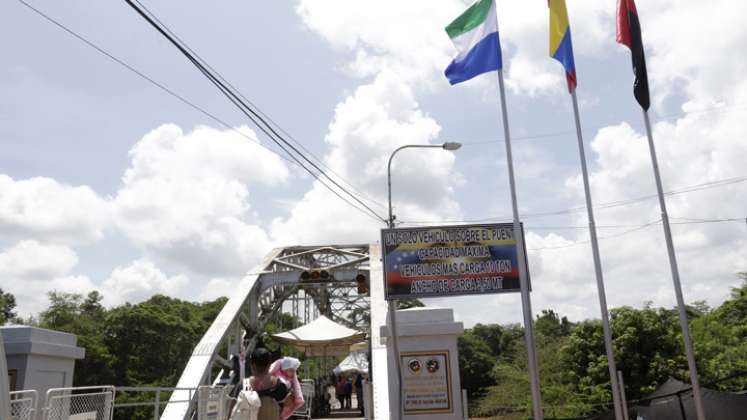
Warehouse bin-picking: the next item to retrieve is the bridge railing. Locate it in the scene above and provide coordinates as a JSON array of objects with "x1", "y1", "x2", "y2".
[
  {"x1": 113, "y1": 387, "x2": 197, "y2": 420},
  {"x1": 9, "y1": 390, "x2": 38, "y2": 420},
  {"x1": 42, "y1": 386, "x2": 115, "y2": 420},
  {"x1": 10, "y1": 385, "x2": 229, "y2": 420}
]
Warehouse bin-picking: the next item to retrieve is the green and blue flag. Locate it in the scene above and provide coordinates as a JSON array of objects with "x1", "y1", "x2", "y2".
[{"x1": 444, "y1": 0, "x2": 502, "y2": 85}]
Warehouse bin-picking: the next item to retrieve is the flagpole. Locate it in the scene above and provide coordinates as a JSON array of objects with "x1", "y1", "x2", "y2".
[
  {"x1": 496, "y1": 68, "x2": 544, "y2": 420},
  {"x1": 642, "y1": 110, "x2": 706, "y2": 420},
  {"x1": 570, "y1": 88, "x2": 624, "y2": 420}
]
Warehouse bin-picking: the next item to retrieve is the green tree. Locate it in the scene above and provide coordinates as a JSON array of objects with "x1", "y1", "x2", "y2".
[
  {"x1": 560, "y1": 306, "x2": 684, "y2": 401},
  {"x1": 474, "y1": 323, "x2": 589, "y2": 419},
  {"x1": 470, "y1": 323, "x2": 524, "y2": 361},
  {"x1": 0, "y1": 288, "x2": 18, "y2": 325},
  {"x1": 691, "y1": 273, "x2": 747, "y2": 391},
  {"x1": 103, "y1": 295, "x2": 226, "y2": 386},
  {"x1": 535, "y1": 309, "x2": 573, "y2": 338},
  {"x1": 712, "y1": 272, "x2": 747, "y2": 325},
  {"x1": 38, "y1": 291, "x2": 114, "y2": 386},
  {"x1": 39, "y1": 291, "x2": 83, "y2": 330},
  {"x1": 458, "y1": 330, "x2": 497, "y2": 399}
]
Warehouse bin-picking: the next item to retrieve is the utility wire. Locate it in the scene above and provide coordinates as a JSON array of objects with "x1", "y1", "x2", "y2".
[
  {"x1": 128, "y1": 0, "x2": 387, "y2": 211},
  {"x1": 459, "y1": 103, "x2": 747, "y2": 147},
  {"x1": 527, "y1": 217, "x2": 744, "y2": 251},
  {"x1": 527, "y1": 219, "x2": 662, "y2": 251},
  {"x1": 123, "y1": 0, "x2": 387, "y2": 223},
  {"x1": 15, "y1": 0, "x2": 744, "y2": 224},
  {"x1": 399, "y1": 175, "x2": 747, "y2": 225},
  {"x1": 11, "y1": 0, "x2": 292, "y2": 156},
  {"x1": 14, "y1": 0, "x2": 386, "y2": 223}
]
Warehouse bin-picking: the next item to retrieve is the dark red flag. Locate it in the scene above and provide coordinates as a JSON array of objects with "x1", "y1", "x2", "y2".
[{"x1": 617, "y1": 0, "x2": 650, "y2": 110}]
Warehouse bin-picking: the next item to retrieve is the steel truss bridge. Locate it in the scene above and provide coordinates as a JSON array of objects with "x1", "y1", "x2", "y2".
[{"x1": 160, "y1": 244, "x2": 390, "y2": 420}]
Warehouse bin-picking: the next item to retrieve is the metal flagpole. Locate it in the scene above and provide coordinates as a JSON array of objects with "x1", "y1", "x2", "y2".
[
  {"x1": 570, "y1": 88, "x2": 624, "y2": 420},
  {"x1": 642, "y1": 110, "x2": 706, "y2": 420},
  {"x1": 496, "y1": 69, "x2": 543, "y2": 420},
  {"x1": 617, "y1": 371, "x2": 631, "y2": 420}
]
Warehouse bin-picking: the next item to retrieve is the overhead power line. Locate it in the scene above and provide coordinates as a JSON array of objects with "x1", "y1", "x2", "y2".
[
  {"x1": 14, "y1": 0, "x2": 386, "y2": 223},
  {"x1": 459, "y1": 103, "x2": 747, "y2": 147},
  {"x1": 399, "y1": 175, "x2": 747, "y2": 225},
  {"x1": 528, "y1": 217, "x2": 745, "y2": 252},
  {"x1": 123, "y1": 0, "x2": 387, "y2": 223},
  {"x1": 126, "y1": 0, "x2": 387, "y2": 211}
]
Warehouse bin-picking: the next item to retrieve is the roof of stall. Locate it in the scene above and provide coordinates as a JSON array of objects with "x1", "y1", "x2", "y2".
[{"x1": 270, "y1": 315, "x2": 366, "y2": 356}]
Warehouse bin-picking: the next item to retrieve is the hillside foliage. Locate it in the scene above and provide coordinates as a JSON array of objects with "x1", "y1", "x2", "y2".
[{"x1": 459, "y1": 273, "x2": 747, "y2": 419}]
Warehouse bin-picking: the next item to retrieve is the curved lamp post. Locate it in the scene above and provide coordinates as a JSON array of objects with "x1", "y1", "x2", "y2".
[
  {"x1": 387, "y1": 142, "x2": 462, "y2": 228},
  {"x1": 385, "y1": 141, "x2": 461, "y2": 419}
]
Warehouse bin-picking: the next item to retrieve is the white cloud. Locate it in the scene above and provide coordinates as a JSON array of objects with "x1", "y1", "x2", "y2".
[
  {"x1": 102, "y1": 259, "x2": 190, "y2": 306},
  {"x1": 114, "y1": 124, "x2": 286, "y2": 276},
  {"x1": 4, "y1": 0, "x2": 747, "y2": 327},
  {"x1": 0, "y1": 241, "x2": 96, "y2": 317},
  {"x1": 296, "y1": 0, "x2": 464, "y2": 85},
  {"x1": 641, "y1": 1, "x2": 747, "y2": 106},
  {"x1": 296, "y1": 0, "x2": 614, "y2": 96},
  {"x1": 271, "y1": 72, "x2": 462, "y2": 245},
  {"x1": 0, "y1": 175, "x2": 110, "y2": 244},
  {"x1": 511, "y1": 89, "x2": 747, "y2": 322},
  {"x1": 197, "y1": 277, "x2": 233, "y2": 302},
  {"x1": 0, "y1": 240, "x2": 78, "y2": 279}
]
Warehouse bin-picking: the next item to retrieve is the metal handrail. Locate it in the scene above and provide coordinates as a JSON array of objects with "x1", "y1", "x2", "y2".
[
  {"x1": 9, "y1": 390, "x2": 38, "y2": 420},
  {"x1": 113, "y1": 387, "x2": 198, "y2": 420},
  {"x1": 42, "y1": 386, "x2": 116, "y2": 420}
]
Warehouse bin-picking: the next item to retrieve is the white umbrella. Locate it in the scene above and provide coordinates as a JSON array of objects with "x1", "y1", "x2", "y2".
[
  {"x1": 270, "y1": 316, "x2": 365, "y2": 357},
  {"x1": 333, "y1": 351, "x2": 369, "y2": 375}
]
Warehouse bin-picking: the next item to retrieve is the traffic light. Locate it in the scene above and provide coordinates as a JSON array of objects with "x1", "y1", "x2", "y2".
[
  {"x1": 356, "y1": 273, "x2": 369, "y2": 295},
  {"x1": 300, "y1": 270, "x2": 330, "y2": 282}
]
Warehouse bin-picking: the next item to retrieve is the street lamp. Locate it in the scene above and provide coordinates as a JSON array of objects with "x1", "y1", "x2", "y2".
[
  {"x1": 385, "y1": 141, "x2": 462, "y2": 419},
  {"x1": 387, "y1": 142, "x2": 462, "y2": 228}
]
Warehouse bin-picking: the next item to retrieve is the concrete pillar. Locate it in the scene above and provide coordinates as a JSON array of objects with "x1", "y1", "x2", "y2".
[
  {"x1": 1, "y1": 326, "x2": 85, "y2": 420},
  {"x1": 0, "y1": 333, "x2": 10, "y2": 420},
  {"x1": 381, "y1": 307, "x2": 465, "y2": 420}
]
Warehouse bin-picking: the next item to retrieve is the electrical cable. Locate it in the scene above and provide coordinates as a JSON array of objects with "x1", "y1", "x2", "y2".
[
  {"x1": 399, "y1": 175, "x2": 747, "y2": 225},
  {"x1": 11, "y1": 0, "x2": 312, "y2": 169},
  {"x1": 123, "y1": 0, "x2": 387, "y2": 223},
  {"x1": 527, "y1": 217, "x2": 744, "y2": 251},
  {"x1": 128, "y1": 0, "x2": 387, "y2": 211},
  {"x1": 459, "y1": 104, "x2": 747, "y2": 147},
  {"x1": 15, "y1": 0, "x2": 745, "y2": 225},
  {"x1": 13, "y1": 0, "x2": 386, "y2": 223}
]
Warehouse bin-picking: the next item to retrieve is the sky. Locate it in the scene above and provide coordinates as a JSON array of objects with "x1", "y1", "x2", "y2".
[{"x1": 1, "y1": 0, "x2": 745, "y2": 327}]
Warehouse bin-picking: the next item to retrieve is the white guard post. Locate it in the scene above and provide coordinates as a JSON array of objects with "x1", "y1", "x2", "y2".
[
  {"x1": 0, "y1": 333, "x2": 11, "y2": 420},
  {"x1": 381, "y1": 307, "x2": 464, "y2": 420}
]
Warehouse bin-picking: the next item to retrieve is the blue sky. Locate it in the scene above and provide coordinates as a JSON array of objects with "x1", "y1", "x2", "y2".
[{"x1": 1, "y1": 0, "x2": 745, "y2": 327}]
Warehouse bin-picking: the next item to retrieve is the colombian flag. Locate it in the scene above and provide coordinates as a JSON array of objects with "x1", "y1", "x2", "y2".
[{"x1": 548, "y1": 0, "x2": 577, "y2": 92}]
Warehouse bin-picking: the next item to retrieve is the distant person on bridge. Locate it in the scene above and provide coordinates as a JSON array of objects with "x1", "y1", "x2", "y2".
[
  {"x1": 269, "y1": 357, "x2": 304, "y2": 420},
  {"x1": 354, "y1": 373, "x2": 364, "y2": 415},
  {"x1": 335, "y1": 376, "x2": 349, "y2": 409}
]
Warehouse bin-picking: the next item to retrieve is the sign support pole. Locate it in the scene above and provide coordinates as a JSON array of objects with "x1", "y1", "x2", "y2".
[
  {"x1": 570, "y1": 88, "x2": 624, "y2": 420},
  {"x1": 642, "y1": 110, "x2": 706, "y2": 420},
  {"x1": 617, "y1": 371, "x2": 630, "y2": 420},
  {"x1": 496, "y1": 68, "x2": 543, "y2": 420},
  {"x1": 387, "y1": 157, "x2": 405, "y2": 420}
]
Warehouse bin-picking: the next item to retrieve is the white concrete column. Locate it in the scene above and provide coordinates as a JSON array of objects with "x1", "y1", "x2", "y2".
[
  {"x1": 381, "y1": 307, "x2": 465, "y2": 420},
  {"x1": 0, "y1": 333, "x2": 11, "y2": 420}
]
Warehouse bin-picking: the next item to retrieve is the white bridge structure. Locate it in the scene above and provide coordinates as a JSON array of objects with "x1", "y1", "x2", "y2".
[{"x1": 161, "y1": 244, "x2": 392, "y2": 420}]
